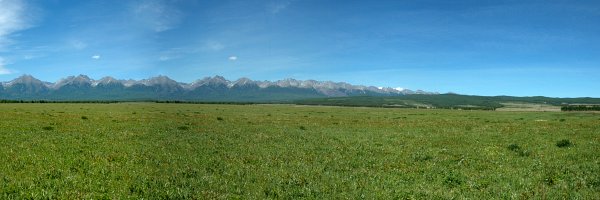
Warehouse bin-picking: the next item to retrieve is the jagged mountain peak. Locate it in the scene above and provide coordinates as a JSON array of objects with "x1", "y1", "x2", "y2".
[
  {"x1": 93, "y1": 76, "x2": 123, "y2": 87},
  {"x1": 98, "y1": 76, "x2": 118, "y2": 83},
  {"x1": 188, "y1": 76, "x2": 230, "y2": 89},
  {"x1": 11, "y1": 74, "x2": 44, "y2": 84},
  {"x1": 69, "y1": 74, "x2": 92, "y2": 83},
  {"x1": 208, "y1": 75, "x2": 228, "y2": 84},
  {"x1": 53, "y1": 74, "x2": 93, "y2": 89},
  {"x1": 143, "y1": 75, "x2": 178, "y2": 86},
  {"x1": 276, "y1": 78, "x2": 302, "y2": 87},
  {"x1": 194, "y1": 75, "x2": 230, "y2": 87},
  {"x1": 231, "y1": 77, "x2": 255, "y2": 87},
  {"x1": 3, "y1": 75, "x2": 47, "y2": 89},
  {"x1": 2, "y1": 75, "x2": 49, "y2": 94}
]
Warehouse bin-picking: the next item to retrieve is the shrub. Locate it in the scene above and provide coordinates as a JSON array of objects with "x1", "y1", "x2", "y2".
[
  {"x1": 81, "y1": 116, "x2": 88, "y2": 120},
  {"x1": 217, "y1": 117, "x2": 224, "y2": 121},
  {"x1": 299, "y1": 126, "x2": 307, "y2": 130},
  {"x1": 559, "y1": 119, "x2": 566, "y2": 122},
  {"x1": 517, "y1": 150, "x2": 531, "y2": 157},
  {"x1": 544, "y1": 176, "x2": 556, "y2": 185},
  {"x1": 507, "y1": 144, "x2": 520, "y2": 151},
  {"x1": 444, "y1": 172, "x2": 464, "y2": 187},
  {"x1": 556, "y1": 139, "x2": 573, "y2": 148},
  {"x1": 177, "y1": 126, "x2": 189, "y2": 130},
  {"x1": 412, "y1": 153, "x2": 433, "y2": 162},
  {"x1": 507, "y1": 144, "x2": 530, "y2": 157},
  {"x1": 42, "y1": 126, "x2": 54, "y2": 131}
]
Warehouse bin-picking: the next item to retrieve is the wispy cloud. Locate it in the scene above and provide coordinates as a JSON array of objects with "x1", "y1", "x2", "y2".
[
  {"x1": 228, "y1": 56, "x2": 238, "y2": 61},
  {"x1": 0, "y1": 57, "x2": 12, "y2": 75},
  {"x1": 70, "y1": 40, "x2": 88, "y2": 50},
  {"x1": 267, "y1": 0, "x2": 293, "y2": 14},
  {"x1": 0, "y1": 0, "x2": 35, "y2": 75},
  {"x1": 157, "y1": 47, "x2": 187, "y2": 61},
  {"x1": 0, "y1": 0, "x2": 34, "y2": 49},
  {"x1": 203, "y1": 41, "x2": 225, "y2": 51},
  {"x1": 92, "y1": 55, "x2": 101, "y2": 60},
  {"x1": 133, "y1": 0, "x2": 183, "y2": 32}
]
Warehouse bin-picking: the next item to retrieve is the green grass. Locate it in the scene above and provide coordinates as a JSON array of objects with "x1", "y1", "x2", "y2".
[{"x1": 0, "y1": 103, "x2": 599, "y2": 198}]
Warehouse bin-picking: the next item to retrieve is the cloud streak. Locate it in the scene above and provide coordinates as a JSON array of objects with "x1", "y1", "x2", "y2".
[
  {"x1": 0, "y1": 0, "x2": 33, "y2": 48},
  {"x1": 133, "y1": 0, "x2": 183, "y2": 32},
  {"x1": 268, "y1": 0, "x2": 293, "y2": 14},
  {"x1": 203, "y1": 41, "x2": 225, "y2": 51},
  {"x1": 70, "y1": 40, "x2": 88, "y2": 50},
  {"x1": 0, "y1": 57, "x2": 12, "y2": 74},
  {"x1": 0, "y1": 0, "x2": 34, "y2": 75}
]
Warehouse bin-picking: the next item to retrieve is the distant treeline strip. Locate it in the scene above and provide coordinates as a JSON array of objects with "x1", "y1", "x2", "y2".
[
  {"x1": 294, "y1": 103, "x2": 497, "y2": 110},
  {"x1": 154, "y1": 100, "x2": 259, "y2": 105},
  {"x1": 561, "y1": 105, "x2": 600, "y2": 111},
  {"x1": 0, "y1": 99, "x2": 120, "y2": 103},
  {"x1": 0, "y1": 99, "x2": 262, "y2": 105}
]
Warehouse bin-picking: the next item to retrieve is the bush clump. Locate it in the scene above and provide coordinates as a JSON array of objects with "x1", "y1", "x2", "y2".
[
  {"x1": 217, "y1": 117, "x2": 224, "y2": 121},
  {"x1": 444, "y1": 172, "x2": 464, "y2": 187},
  {"x1": 81, "y1": 116, "x2": 88, "y2": 120},
  {"x1": 42, "y1": 126, "x2": 54, "y2": 131},
  {"x1": 507, "y1": 144, "x2": 520, "y2": 151},
  {"x1": 412, "y1": 153, "x2": 433, "y2": 162},
  {"x1": 556, "y1": 139, "x2": 573, "y2": 148},
  {"x1": 507, "y1": 144, "x2": 530, "y2": 157},
  {"x1": 177, "y1": 126, "x2": 189, "y2": 130}
]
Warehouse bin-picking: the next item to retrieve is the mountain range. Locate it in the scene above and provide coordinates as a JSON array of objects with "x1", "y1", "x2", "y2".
[{"x1": 0, "y1": 75, "x2": 435, "y2": 101}]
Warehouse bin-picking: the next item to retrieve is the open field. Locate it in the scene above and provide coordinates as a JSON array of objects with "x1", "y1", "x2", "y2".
[
  {"x1": 496, "y1": 102, "x2": 562, "y2": 112},
  {"x1": 0, "y1": 103, "x2": 599, "y2": 198},
  {"x1": 294, "y1": 94, "x2": 600, "y2": 111}
]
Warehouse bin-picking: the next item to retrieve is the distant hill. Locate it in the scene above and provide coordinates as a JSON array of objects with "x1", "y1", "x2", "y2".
[
  {"x1": 0, "y1": 75, "x2": 434, "y2": 101},
  {"x1": 294, "y1": 94, "x2": 600, "y2": 110}
]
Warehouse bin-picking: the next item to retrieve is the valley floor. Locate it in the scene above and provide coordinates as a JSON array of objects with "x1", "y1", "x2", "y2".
[{"x1": 0, "y1": 103, "x2": 598, "y2": 198}]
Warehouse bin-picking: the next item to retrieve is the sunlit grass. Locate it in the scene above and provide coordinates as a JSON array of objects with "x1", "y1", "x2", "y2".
[{"x1": 0, "y1": 103, "x2": 598, "y2": 198}]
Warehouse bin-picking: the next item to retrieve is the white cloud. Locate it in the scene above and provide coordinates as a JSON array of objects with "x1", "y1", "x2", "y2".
[
  {"x1": 204, "y1": 41, "x2": 224, "y2": 51},
  {"x1": 0, "y1": 0, "x2": 36, "y2": 75},
  {"x1": 159, "y1": 56, "x2": 171, "y2": 61},
  {"x1": 133, "y1": 0, "x2": 183, "y2": 32},
  {"x1": 92, "y1": 54, "x2": 101, "y2": 59},
  {"x1": 0, "y1": 57, "x2": 12, "y2": 75},
  {"x1": 157, "y1": 47, "x2": 188, "y2": 61},
  {"x1": 268, "y1": 0, "x2": 293, "y2": 14},
  {"x1": 70, "y1": 40, "x2": 87, "y2": 50},
  {"x1": 228, "y1": 56, "x2": 238, "y2": 61},
  {"x1": 0, "y1": 0, "x2": 33, "y2": 50}
]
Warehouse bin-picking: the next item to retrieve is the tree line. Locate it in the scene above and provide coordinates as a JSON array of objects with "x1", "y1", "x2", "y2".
[
  {"x1": 561, "y1": 105, "x2": 600, "y2": 111},
  {"x1": 0, "y1": 99, "x2": 120, "y2": 103},
  {"x1": 0, "y1": 99, "x2": 261, "y2": 105}
]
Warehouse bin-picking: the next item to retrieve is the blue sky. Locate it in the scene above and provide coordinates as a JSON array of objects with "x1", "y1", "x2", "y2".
[{"x1": 0, "y1": 0, "x2": 599, "y2": 97}]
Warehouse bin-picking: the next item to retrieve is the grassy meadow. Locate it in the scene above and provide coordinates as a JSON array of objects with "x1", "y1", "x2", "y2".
[{"x1": 0, "y1": 103, "x2": 598, "y2": 198}]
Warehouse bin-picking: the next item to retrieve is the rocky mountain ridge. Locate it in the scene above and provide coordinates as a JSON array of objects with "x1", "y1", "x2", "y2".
[{"x1": 0, "y1": 75, "x2": 436, "y2": 101}]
